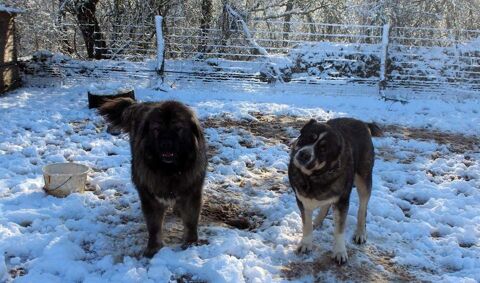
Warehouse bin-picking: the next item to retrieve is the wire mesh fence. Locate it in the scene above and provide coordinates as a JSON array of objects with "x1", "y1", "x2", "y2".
[
  {"x1": 388, "y1": 26, "x2": 480, "y2": 97},
  {"x1": 14, "y1": 14, "x2": 480, "y2": 98}
]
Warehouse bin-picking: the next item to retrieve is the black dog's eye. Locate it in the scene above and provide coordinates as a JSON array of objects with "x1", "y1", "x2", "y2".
[{"x1": 302, "y1": 133, "x2": 317, "y2": 143}]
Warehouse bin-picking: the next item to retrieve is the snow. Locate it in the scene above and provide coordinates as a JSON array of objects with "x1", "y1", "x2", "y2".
[
  {"x1": 380, "y1": 24, "x2": 390, "y2": 81},
  {"x1": 88, "y1": 83, "x2": 133, "y2": 96},
  {"x1": 1, "y1": 60, "x2": 480, "y2": 282},
  {"x1": 0, "y1": 4, "x2": 23, "y2": 14},
  {"x1": 225, "y1": 4, "x2": 269, "y2": 57},
  {"x1": 155, "y1": 16, "x2": 165, "y2": 73}
]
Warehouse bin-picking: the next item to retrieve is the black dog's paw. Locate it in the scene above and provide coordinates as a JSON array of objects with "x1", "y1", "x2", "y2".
[
  {"x1": 143, "y1": 248, "x2": 158, "y2": 258},
  {"x1": 181, "y1": 239, "x2": 209, "y2": 250},
  {"x1": 143, "y1": 243, "x2": 164, "y2": 258}
]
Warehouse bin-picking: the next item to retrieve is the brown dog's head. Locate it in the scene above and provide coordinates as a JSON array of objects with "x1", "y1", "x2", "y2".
[
  {"x1": 99, "y1": 98, "x2": 203, "y2": 174},
  {"x1": 291, "y1": 119, "x2": 342, "y2": 175}
]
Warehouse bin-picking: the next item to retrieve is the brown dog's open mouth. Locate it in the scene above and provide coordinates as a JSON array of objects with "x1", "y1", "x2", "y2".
[{"x1": 161, "y1": 152, "x2": 176, "y2": 163}]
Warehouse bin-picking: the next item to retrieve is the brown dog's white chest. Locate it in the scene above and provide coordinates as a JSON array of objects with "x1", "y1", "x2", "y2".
[{"x1": 296, "y1": 193, "x2": 338, "y2": 210}]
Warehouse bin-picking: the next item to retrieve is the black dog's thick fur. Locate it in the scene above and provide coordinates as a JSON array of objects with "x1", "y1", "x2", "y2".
[
  {"x1": 99, "y1": 98, "x2": 207, "y2": 258},
  {"x1": 288, "y1": 117, "x2": 381, "y2": 264}
]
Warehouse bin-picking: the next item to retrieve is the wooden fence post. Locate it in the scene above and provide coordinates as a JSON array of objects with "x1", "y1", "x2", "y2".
[
  {"x1": 379, "y1": 23, "x2": 390, "y2": 98},
  {"x1": 155, "y1": 15, "x2": 165, "y2": 80}
]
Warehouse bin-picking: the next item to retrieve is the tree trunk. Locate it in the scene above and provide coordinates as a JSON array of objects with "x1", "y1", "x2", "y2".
[
  {"x1": 306, "y1": 13, "x2": 316, "y2": 41},
  {"x1": 57, "y1": 1, "x2": 74, "y2": 55},
  {"x1": 198, "y1": 0, "x2": 213, "y2": 53},
  {"x1": 282, "y1": 0, "x2": 294, "y2": 47},
  {"x1": 76, "y1": 0, "x2": 107, "y2": 59}
]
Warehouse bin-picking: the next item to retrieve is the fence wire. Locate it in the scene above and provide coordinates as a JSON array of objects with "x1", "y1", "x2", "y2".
[{"x1": 14, "y1": 15, "x2": 480, "y2": 98}]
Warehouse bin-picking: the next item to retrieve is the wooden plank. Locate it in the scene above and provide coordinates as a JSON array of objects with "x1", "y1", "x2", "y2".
[
  {"x1": 0, "y1": 63, "x2": 21, "y2": 94},
  {"x1": 0, "y1": 13, "x2": 16, "y2": 64}
]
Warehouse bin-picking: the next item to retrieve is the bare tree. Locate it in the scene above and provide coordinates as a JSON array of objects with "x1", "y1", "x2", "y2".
[
  {"x1": 282, "y1": 0, "x2": 294, "y2": 47},
  {"x1": 198, "y1": 0, "x2": 213, "y2": 52},
  {"x1": 74, "y1": 0, "x2": 107, "y2": 59}
]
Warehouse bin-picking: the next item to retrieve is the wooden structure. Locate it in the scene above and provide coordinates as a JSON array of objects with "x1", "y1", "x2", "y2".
[
  {"x1": 0, "y1": 5, "x2": 22, "y2": 94},
  {"x1": 87, "y1": 88, "x2": 135, "y2": 109}
]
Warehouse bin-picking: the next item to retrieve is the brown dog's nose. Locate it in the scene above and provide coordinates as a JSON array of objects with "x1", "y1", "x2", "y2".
[{"x1": 297, "y1": 150, "x2": 311, "y2": 163}]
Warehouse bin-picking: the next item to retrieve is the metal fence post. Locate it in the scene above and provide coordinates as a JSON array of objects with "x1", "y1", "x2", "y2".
[
  {"x1": 379, "y1": 23, "x2": 390, "y2": 98},
  {"x1": 155, "y1": 15, "x2": 165, "y2": 80}
]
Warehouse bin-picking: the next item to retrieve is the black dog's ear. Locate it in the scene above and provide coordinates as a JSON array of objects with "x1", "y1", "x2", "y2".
[
  {"x1": 98, "y1": 97, "x2": 137, "y2": 133},
  {"x1": 190, "y1": 116, "x2": 203, "y2": 139},
  {"x1": 300, "y1": 118, "x2": 317, "y2": 132},
  {"x1": 307, "y1": 118, "x2": 317, "y2": 125}
]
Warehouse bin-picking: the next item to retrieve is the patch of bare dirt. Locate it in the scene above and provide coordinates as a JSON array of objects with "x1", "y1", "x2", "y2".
[
  {"x1": 202, "y1": 113, "x2": 308, "y2": 145},
  {"x1": 282, "y1": 246, "x2": 419, "y2": 282},
  {"x1": 203, "y1": 113, "x2": 479, "y2": 154},
  {"x1": 201, "y1": 190, "x2": 265, "y2": 231},
  {"x1": 9, "y1": 267, "x2": 26, "y2": 279},
  {"x1": 382, "y1": 124, "x2": 479, "y2": 153}
]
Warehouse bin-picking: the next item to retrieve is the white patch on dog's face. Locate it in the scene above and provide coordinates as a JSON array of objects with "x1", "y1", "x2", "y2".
[{"x1": 293, "y1": 132, "x2": 328, "y2": 175}]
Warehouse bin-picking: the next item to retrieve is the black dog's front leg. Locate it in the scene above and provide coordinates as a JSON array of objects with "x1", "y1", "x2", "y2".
[
  {"x1": 176, "y1": 190, "x2": 202, "y2": 248},
  {"x1": 138, "y1": 189, "x2": 166, "y2": 258}
]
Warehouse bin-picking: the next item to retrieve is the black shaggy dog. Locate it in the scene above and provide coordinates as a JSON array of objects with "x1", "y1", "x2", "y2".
[
  {"x1": 288, "y1": 118, "x2": 382, "y2": 264},
  {"x1": 99, "y1": 98, "x2": 207, "y2": 258}
]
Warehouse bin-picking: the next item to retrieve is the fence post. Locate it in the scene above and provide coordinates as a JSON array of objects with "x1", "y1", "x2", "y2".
[
  {"x1": 379, "y1": 23, "x2": 390, "y2": 98},
  {"x1": 155, "y1": 15, "x2": 165, "y2": 80}
]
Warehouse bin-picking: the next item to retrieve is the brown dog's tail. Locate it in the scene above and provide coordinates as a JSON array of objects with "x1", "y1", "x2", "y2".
[
  {"x1": 366, "y1": 122, "x2": 383, "y2": 137},
  {"x1": 98, "y1": 97, "x2": 137, "y2": 133}
]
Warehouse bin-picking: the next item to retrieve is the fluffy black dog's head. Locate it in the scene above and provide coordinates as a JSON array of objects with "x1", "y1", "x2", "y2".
[
  {"x1": 99, "y1": 98, "x2": 203, "y2": 175},
  {"x1": 291, "y1": 119, "x2": 342, "y2": 175}
]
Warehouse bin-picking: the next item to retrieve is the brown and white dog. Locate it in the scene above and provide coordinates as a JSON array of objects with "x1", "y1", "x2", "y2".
[{"x1": 288, "y1": 117, "x2": 381, "y2": 264}]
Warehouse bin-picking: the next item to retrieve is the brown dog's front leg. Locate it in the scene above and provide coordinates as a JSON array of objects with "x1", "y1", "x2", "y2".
[
  {"x1": 295, "y1": 197, "x2": 313, "y2": 253},
  {"x1": 333, "y1": 203, "x2": 349, "y2": 264}
]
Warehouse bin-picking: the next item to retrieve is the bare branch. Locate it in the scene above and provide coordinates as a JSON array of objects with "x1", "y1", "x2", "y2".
[{"x1": 253, "y1": 5, "x2": 325, "y2": 21}]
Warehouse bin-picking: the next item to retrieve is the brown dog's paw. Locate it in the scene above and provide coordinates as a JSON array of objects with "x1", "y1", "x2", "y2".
[
  {"x1": 332, "y1": 249, "x2": 348, "y2": 265},
  {"x1": 353, "y1": 231, "x2": 367, "y2": 245},
  {"x1": 295, "y1": 241, "x2": 313, "y2": 254}
]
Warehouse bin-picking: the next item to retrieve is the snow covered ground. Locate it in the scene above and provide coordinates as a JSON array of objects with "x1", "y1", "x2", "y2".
[{"x1": 0, "y1": 71, "x2": 479, "y2": 282}]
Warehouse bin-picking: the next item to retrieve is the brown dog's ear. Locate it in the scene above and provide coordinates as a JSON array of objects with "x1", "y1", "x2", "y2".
[{"x1": 98, "y1": 98, "x2": 137, "y2": 133}]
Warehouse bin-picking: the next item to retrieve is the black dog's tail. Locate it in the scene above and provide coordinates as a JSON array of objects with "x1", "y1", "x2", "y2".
[
  {"x1": 367, "y1": 122, "x2": 383, "y2": 137},
  {"x1": 98, "y1": 97, "x2": 137, "y2": 133}
]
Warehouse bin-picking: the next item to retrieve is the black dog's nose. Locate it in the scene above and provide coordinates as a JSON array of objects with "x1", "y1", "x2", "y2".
[
  {"x1": 160, "y1": 139, "x2": 173, "y2": 150},
  {"x1": 297, "y1": 150, "x2": 311, "y2": 163}
]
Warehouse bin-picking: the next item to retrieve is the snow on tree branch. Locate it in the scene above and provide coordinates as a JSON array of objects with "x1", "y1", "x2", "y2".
[{"x1": 224, "y1": 4, "x2": 269, "y2": 57}]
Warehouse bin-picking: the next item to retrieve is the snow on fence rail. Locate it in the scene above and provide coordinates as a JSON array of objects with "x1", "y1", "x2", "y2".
[{"x1": 15, "y1": 15, "x2": 480, "y2": 98}]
